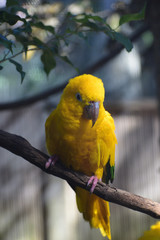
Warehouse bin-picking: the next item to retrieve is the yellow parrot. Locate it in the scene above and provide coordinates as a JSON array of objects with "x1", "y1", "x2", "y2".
[
  {"x1": 45, "y1": 74, "x2": 117, "y2": 239},
  {"x1": 138, "y1": 221, "x2": 160, "y2": 240}
]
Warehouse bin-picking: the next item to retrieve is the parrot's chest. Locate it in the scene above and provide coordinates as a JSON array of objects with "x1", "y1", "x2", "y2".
[{"x1": 57, "y1": 130, "x2": 100, "y2": 175}]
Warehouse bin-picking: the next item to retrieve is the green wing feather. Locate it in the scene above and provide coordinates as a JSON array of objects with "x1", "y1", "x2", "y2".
[{"x1": 103, "y1": 156, "x2": 115, "y2": 184}]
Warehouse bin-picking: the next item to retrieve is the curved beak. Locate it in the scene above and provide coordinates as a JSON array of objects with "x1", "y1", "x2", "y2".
[{"x1": 83, "y1": 101, "x2": 100, "y2": 127}]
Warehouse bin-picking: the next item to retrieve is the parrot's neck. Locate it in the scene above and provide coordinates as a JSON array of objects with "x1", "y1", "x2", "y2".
[{"x1": 57, "y1": 101, "x2": 105, "y2": 134}]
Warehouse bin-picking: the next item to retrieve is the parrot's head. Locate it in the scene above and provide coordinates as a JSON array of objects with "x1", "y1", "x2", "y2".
[{"x1": 59, "y1": 74, "x2": 105, "y2": 127}]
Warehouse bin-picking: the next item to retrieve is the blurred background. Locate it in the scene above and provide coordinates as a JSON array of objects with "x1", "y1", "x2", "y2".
[{"x1": 0, "y1": 0, "x2": 160, "y2": 240}]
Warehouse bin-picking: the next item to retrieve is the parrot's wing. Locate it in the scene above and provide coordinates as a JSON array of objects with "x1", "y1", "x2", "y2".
[
  {"x1": 45, "y1": 109, "x2": 76, "y2": 191},
  {"x1": 45, "y1": 109, "x2": 58, "y2": 155},
  {"x1": 99, "y1": 111, "x2": 117, "y2": 184},
  {"x1": 103, "y1": 152, "x2": 115, "y2": 184}
]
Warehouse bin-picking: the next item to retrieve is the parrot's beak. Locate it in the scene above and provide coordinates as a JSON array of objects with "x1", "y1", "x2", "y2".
[{"x1": 83, "y1": 101, "x2": 100, "y2": 127}]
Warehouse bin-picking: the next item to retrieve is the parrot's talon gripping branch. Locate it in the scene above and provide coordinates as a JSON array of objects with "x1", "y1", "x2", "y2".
[
  {"x1": 45, "y1": 154, "x2": 59, "y2": 169},
  {"x1": 87, "y1": 175, "x2": 99, "y2": 193}
]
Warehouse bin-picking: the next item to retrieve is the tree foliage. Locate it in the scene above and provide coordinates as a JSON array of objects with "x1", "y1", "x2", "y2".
[{"x1": 0, "y1": 0, "x2": 146, "y2": 82}]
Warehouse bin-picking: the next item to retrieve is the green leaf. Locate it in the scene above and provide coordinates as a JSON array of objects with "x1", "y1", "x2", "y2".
[
  {"x1": 83, "y1": 20, "x2": 100, "y2": 31},
  {"x1": 11, "y1": 32, "x2": 29, "y2": 51},
  {"x1": 41, "y1": 50, "x2": 56, "y2": 76},
  {"x1": 0, "y1": 10, "x2": 21, "y2": 25},
  {"x1": 75, "y1": 14, "x2": 105, "y2": 24},
  {"x1": 11, "y1": 21, "x2": 32, "y2": 36},
  {"x1": 119, "y1": 3, "x2": 146, "y2": 26},
  {"x1": 9, "y1": 59, "x2": 25, "y2": 83},
  {"x1": 0, "y1": 34, "x2": 13, "y2": 53},
  {"x1": 22, "y1": 21, "x2": 32, "y2": 33},
  {"x1": 88, "y1": 15, "x2": 106, "y2": 23},
  {"x1": 6, "y1": 0, "x2": 19, "y2": 7},
  {"x1": 69, "y1": 13, "x2": 133, "y2": 52},
  {"x1": 112, "y1": 32, "x2": 133, "y2": 52},
  {"x1": 76, "y1": 15, "x2": 103, "y2": 31},
  {"x1": 10, "y1": 6, "x2": 30, "y2": 17},
  {"x1": 30, "y1": 37, "x2": 45, "y2": 49},
  {"x1": 104, "y1": 25, "x2": 115, "y2": 39},
  {"x1": 60, "y1": 56, "x2": 79, "y2": 73},
  {"x1": 74, "y1": 14, "x2": 109, "y2": 34},
  {"x1": 0, "y1": 66, "x2": 3, "y2": 70},
  {"x1": 31, "y1": 21, "x2": 55, "y2": 34}
]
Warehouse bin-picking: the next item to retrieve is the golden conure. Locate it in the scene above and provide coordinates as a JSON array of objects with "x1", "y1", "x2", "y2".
[{"x1": 45, "y1": 74, "x2": 117, "y2": 239}]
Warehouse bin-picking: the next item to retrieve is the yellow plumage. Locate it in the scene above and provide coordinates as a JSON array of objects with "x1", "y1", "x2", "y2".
[
  {"x1": 45, "y1": 74, "x2": 117, "y2": 239},
  {"x1": 138, "y1": 221, "x2": 160, "y2": 240}
]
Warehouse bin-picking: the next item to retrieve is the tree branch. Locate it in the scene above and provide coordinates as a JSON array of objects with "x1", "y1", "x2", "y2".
[{"x1": 0, "y1": 130, "x2": 160, "y2": 219}]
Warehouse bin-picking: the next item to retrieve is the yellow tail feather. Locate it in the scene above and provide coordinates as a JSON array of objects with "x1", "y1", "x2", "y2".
[{"x1": 76, "y1": 187, "x2": 111, "y2": 239}]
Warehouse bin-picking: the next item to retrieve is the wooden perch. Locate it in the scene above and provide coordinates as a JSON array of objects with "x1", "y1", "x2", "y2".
[{"x1": 0, "y1": 129, "x2": 160, "y2": 219}]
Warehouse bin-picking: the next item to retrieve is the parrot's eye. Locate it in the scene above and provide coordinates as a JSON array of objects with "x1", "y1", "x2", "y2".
[{"x1": 76, "y1": 93, "x2": 82, "y2": 101}]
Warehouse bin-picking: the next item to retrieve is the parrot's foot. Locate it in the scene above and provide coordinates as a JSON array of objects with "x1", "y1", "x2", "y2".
[
  {"x1": 87, "y1": 176, "x2": 99, "y2": 193},
  {"x1": 45, "y1": 154, "x2": 59, "y2": 169}
]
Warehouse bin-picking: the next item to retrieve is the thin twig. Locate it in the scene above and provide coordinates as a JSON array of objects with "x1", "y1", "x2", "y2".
[
  {"x1": 0, "y1": 129, "x2": 160, "y2": 219},
  {"x1": 0, "y1": 48, "x2": 39, "y2": 64}
]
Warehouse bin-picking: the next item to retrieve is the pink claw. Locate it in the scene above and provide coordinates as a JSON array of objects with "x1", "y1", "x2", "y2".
[
  {"x1": 87, "y1": 176, "x2": 99, "y2": 193},
  {"x1": 45, "y1": 155, "x2": 59, "y2": 169}
]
